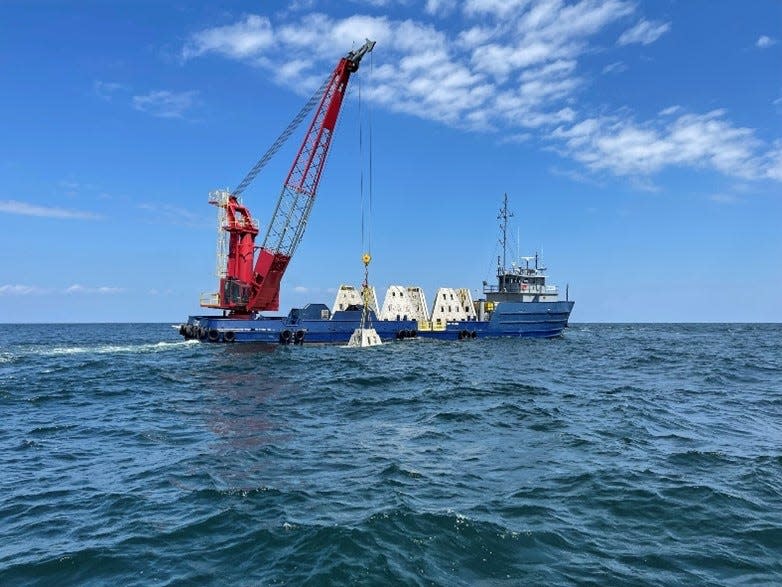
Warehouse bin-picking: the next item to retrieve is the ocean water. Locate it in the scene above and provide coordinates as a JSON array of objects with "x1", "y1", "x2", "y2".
[{"x1": 1, "y1": 323, "x2": 781, "y2": 585}]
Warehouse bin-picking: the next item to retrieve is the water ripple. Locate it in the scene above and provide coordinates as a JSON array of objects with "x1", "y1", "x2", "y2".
[{"x1": 1, "y1": 323, "x2": 781, "y2": 584}]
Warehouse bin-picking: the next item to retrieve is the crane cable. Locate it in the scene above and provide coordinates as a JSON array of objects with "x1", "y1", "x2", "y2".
[
  {"x1": 368, "y1": 50, "x2": 374, "y2": 256},
  {"x1": 357, "y1": 53, "x2": 375, "y2": 317},
  {"x1": 358, "y1": 52, "x2": 374, "y2": 256},
  {"x1": 359, "y1": 67, "x2": 365, "y2": 254},
  {"x1": 232, "y1": 74, "x2": 331, "y2": 198}
]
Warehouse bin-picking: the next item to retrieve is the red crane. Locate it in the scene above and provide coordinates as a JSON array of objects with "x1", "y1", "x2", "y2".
[{"x1": 202, "y1": 40, "x2": 376, "y2": 316}]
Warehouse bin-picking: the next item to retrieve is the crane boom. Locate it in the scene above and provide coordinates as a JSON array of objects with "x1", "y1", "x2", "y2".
[
  {"x1": 231, "y1": 75, "x2": 331, "y2": 199},
  {"x1": 202, "y1": 40, "x2": 376, "y2": 316}
]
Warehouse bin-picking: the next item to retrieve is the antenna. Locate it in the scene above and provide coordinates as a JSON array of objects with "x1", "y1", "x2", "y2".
[{"x1": 497, "y1": 193, "x2": 513, "y2": 272}]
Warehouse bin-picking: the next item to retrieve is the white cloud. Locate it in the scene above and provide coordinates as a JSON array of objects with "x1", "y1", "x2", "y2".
[
  {"x1": 0, "y1": 284, "x2": 49, "y2": 295},
  {"x1": 766, "y1": 143, "x2": 782, "y2": 181},
  {"x1": 349, "y1": 0, "x2": 398, "y2": 6},
  {"x1": 0, "y1": 284, "x2": 124, "y2": 295},
  {"x1": 463, "y1": 0, "x2": 531, "y2": 18},
  {"x1": 756, "y1": 35, "x2": 777, "y2": 49},
  {"x1": 658, "y1": 105, "x2": 681, "y2": 116},
  {"x1": 602, "y1": 61, "x2": 626, "y2": 74},
  {"x1": 65, "y1": 285, "x2": 125, "y2": 295},
  {"x1": 184, "y1": 4, "x2": 630, "y2": 132},
  {"x1": 617, "y1": 19, "x2": 671, "y2": 46},
  {"x1": 554, "y1": 110, "x2": 764, "y2": 178},
  {"x1": 182, "y1": 6, "x2": 781, "y2": 184},
  {"x1": 132, "y1": 90, "x2": 198, "y2": 118},
  {"x1": 287, "y1": 0, "x2": 317, "y2": 11},
  {"x1": 94, "y1": 80, "x2": 125, "y2": 100},
  {"x1": 499, "y1": 132, "x2": 532, "y2": 144},
  {"x1": 0, "y1": 200, "x2": 101, "y2": 220},
  {"x1": 425, "y1": 0, "x2": 457, "y2": 16},
  {"x1": 183, "y1": 15, "x2": 274, "y2": 60},
  {"x1": 456, "y1": 25, "x2": 495, "y2": 49},
  {"x1": 96, "y1": 81, "x2": 196, "y2": 120},
  {"x1": 293, "y1": 286, "x2": 309, "y2": 293}
]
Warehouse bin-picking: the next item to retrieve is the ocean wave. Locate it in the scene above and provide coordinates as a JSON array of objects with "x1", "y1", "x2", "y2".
[
  {"x1": 3, "y1": 323, "x2": 782, "y2": 585},
  {"x1": 17, "y1": 340, "x2": 199, "y2": 358}
]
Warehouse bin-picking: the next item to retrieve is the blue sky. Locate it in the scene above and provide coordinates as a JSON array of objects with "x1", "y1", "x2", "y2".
[{"x1": 1, "y1": 0, "x2": 780, "y2": 322}]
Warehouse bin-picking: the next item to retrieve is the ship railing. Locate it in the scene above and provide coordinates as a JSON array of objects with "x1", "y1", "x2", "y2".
[{"x1": 483, "y1": 285, "x2": 559, "y2": 295}]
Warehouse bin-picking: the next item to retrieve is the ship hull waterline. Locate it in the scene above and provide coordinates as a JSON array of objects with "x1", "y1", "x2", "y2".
[{"x1": 179, "y1": 300, "x2": 575, "y2": 345}]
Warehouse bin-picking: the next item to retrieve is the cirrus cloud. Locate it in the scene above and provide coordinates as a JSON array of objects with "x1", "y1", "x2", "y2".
[
  {"x1": 132, "y1": 90, "x2": 198, "y2": 119},
  {"x1": 0, "y1": 200, "x2": 101, "y2": 220},
  {"x1": 64, "y1": 284, "x2": 125, "y2": 295},
  {"x1": 617, "y1": 19, "x2": 671, "y2": 46},
  {"x1": 0, "y1": 284, "x2": 125, "y2": 295}
]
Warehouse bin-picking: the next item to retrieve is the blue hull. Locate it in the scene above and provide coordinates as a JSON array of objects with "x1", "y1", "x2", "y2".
[{"x1": 179, "y1": 301, "x2": 575, "y2": 344}]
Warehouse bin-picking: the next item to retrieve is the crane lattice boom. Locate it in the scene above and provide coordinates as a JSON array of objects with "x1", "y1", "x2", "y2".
[{"x1": 201, "y1": 40, "x2": 375, "y2": 315}]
